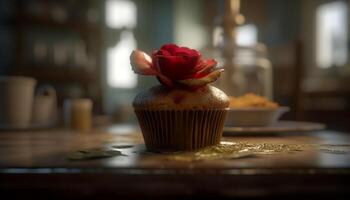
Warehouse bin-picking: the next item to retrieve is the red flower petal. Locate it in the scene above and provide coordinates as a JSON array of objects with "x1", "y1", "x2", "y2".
[
  {"x1": 194, "y1": 59, "x2": 217, "y2": 78},
  {"x1": 160, "y1": 44, "x2": 201, "y2": 57},
  {"x1": 130, "y1": 44, "x2": 221, "y2": 88},
  {"x1": 153, "y1": 49, "x2": 172, "y2": 57},
  {"x1": 178, "y1": 69, "x2": 224, "y2": 87},
  {"x1": 154, "y1": 55, "x2": 199, "y2": 80},
  {"x1": 160, "y1": 44, "x2": 179, "y2": 54},
  {"x1": 130, "y1": 50, "x2": 158, "y2": 75},
  {"x1": 174, "y1": 47, "x2": 201, "y2": 57},
  {"x1": 156, "y1": 74, "x2": 174, "y2": 87},
  {"x1": 131, "y1": 50, "x2": 174, "y2": 86}
]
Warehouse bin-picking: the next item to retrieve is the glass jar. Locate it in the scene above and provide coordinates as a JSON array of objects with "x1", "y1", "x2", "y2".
[{"x1": 216, "y1": 44, "x2": 273, "y2": 99}]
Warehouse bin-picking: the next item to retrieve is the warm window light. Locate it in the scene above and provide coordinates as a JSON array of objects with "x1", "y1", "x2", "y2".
[
  {"x1": 316, "y1": 1, "x2": 348, "y2": 69},
  {"x1": 107, "y1": 31, "x2": 137, "y2": 88},
  {"x1": 236, "y1": 24, "x2": 257, "y2": 46},
  {"x1": 213, "y1": 26, "x2": 223, "y2": 47},
  {"x1": 106, "y1": 0, "x2": 137, "y2": 29},
  {"x1": 213, "y1": 24, "x2": 258, "y2": 47},
  {"x1": 106, "y1": 0, "x2": 137, "y2": 88}
]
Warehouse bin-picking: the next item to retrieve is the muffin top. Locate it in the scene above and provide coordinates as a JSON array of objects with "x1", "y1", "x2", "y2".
[{"x1": 133, "y1": 85, "x2": 229, "y2": 110}]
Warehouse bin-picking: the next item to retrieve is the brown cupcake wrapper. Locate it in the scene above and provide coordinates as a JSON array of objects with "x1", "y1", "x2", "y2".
[{"x1": 134, "y1": 109, "x2": 228, "y2": 151}]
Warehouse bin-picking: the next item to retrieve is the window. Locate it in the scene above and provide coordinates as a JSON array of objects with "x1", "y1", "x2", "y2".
[
  {"x1": 212, "y1": 24, "x2": 258, "y2": 47},
  {"x1": 106, "y1": 0, "x2": 137, "y2": 29},
  {"x1": 236, "y1": 24, "x2": 258, "y2": 46},
  {"x1": 316, "y1": 1, "x2": 348, "y2": 69},
  {"x1": 106, "y1": 0, "x2": 137, "y2": 88},
  {"x1": 107, "y1": 31, "x2": 137, "y2": 88}
]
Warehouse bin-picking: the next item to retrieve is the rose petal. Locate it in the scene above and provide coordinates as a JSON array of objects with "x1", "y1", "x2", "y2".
[
  {"x1": 160, "y1": 44, "x2": 201, "y2": 58},
  {"x1": 131, "y1": 44, "x2": 220, "y2": 88},
  {"x1": 150, "y1": 53, "x2": 174, "y2": 86},
  {"x1": 160, "y1": 44, "x2": 179, "y2": 54},
  {"x1": 130, "y1": 50, "x2": 158, "y2": 75},
  {"x1": 153, "y1": 49, "x2": 172, "y2": 57},
  {"x1": 154, "y1": 55, "x2": 199, "y2": 80},
  {"x1": 195, "y1": 59, "x2": 217, "y2": 77},
  {"x1": 177, "y1": 69, "x2": 224, "y2": 87},
  {"x1": 174, "y1": 47, "x2": 201, "y2": 57},
  {"x1": 156, "y1": 74, "x2": 174, "y2": 87}
]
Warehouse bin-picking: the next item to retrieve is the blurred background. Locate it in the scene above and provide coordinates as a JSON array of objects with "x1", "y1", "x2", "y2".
[{"x1": 0, "y1": 0, "x2": 349, "y2": 131}]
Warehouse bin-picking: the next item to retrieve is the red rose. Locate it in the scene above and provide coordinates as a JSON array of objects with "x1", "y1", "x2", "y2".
[{"x1": 130, "y1": 44, "x2": 223, "y2": 87}]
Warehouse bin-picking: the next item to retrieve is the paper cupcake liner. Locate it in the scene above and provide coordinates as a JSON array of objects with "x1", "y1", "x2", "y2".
[{"x1": 134, "y1": 109, "x2": 228, "y2": 151}]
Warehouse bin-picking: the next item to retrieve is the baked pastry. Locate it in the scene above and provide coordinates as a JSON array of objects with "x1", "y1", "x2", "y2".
[
  {"x1": 133, "y1": 85, "x2": 228, "y2": 110},
  {"x1": 130, "y1": 44, "x2": 229, "y2": 151},
  {"x1": 229, "y1": 93, "x2": 279, "y2": 108}
]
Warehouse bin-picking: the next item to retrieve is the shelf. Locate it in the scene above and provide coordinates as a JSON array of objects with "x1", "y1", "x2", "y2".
[
  {"x1": 11, "y1": 66, "x2": 95, "y2": 83},
  {"x1": 13, "y1": 15, "x2": 100, "y2": 33},
  {"x1": 9, "y1": 0, "x2": 103, "y2": 113}
]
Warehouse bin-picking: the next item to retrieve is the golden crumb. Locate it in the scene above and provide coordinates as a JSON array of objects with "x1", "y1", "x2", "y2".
[{"x1": 229, "y1": 93, "x2": 279, "y2": 108}]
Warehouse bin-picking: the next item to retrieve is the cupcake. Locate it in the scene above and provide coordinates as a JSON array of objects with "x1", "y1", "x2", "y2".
[{"x1": 130, "y1": 44, "x2": 229, "y2": 151}]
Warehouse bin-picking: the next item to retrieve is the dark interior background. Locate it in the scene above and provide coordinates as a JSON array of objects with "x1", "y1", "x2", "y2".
[{"x1": 0, "y1": 0, "x2": 349, "y2": 131}]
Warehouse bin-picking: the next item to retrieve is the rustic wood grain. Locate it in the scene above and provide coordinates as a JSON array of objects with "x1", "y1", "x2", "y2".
[{"x1": 1, "y1": 125, "x2": 350, "y2": 199}]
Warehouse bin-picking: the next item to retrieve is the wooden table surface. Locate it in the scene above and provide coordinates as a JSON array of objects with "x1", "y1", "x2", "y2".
[{"x1": 1, "y1": 125, "x2": 350, "y2": 199}]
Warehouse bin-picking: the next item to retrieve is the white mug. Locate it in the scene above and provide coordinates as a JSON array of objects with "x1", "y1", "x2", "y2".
[{"x1": 0, "y1": 76, "x2": 37, "y2": 128}]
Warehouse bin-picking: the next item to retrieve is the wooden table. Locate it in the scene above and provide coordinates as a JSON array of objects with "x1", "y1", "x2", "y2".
[{"x1": 1, "y1": 125, "x2": 350, "y2": 199}]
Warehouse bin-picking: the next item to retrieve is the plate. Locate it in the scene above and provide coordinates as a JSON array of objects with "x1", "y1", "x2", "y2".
[{"x1": 223, "y1": 121, "x2": 326, "y2": 135}]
